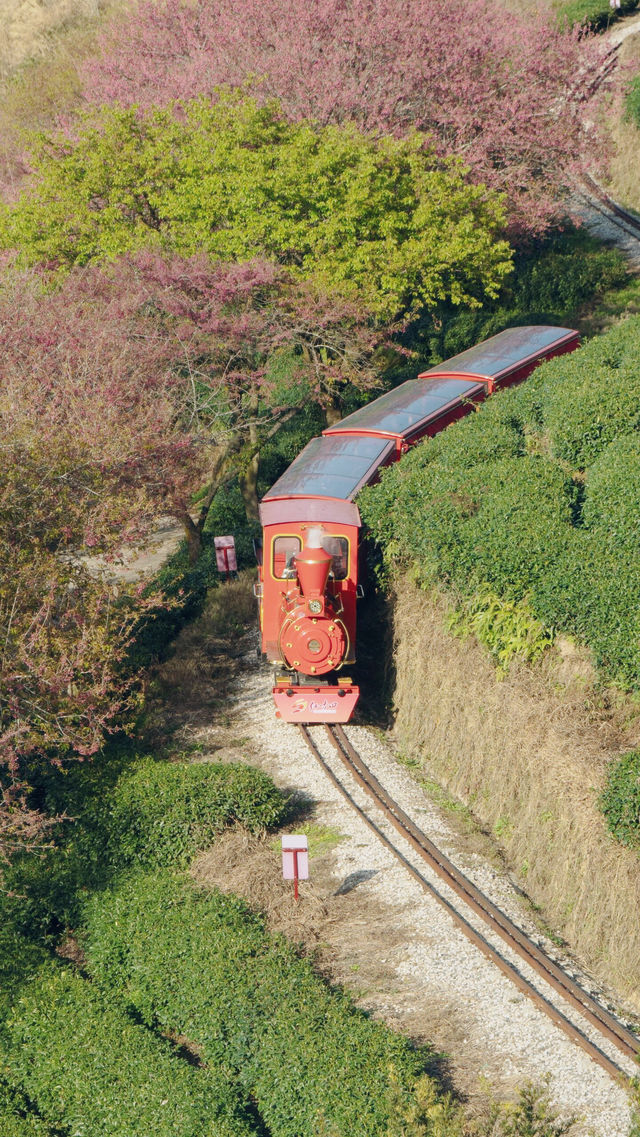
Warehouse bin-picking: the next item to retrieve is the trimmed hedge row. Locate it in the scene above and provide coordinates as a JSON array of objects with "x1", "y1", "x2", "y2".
[
  {"x1": 5, "y1": 750, "x2": 287, "y2": 940},
  {"x1": 360, "y1": 316, "x2": 640, "y2": 688},
  {"x1": 81, "y1": 871, "x2": 434, "y2": 1137},
  {"x1": 103, "y1": 758, "x2": 287, "y2": 870},
  {"x1": 0, "y1": 1079, "x2": 55, "y2": 1137},
  {"x1": 1, "y1": 962, "x2": 255, "y2": 1137}
]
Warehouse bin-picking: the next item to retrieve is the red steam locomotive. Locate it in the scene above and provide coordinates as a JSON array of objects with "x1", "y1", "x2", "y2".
[{"x1": 256, "y1": 325, "x2": 579, "y2": 723}]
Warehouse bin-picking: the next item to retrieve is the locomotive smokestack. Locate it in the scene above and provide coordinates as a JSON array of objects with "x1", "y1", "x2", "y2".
[{"x1": 294, "y1": 529, "x2": 331, "y2": 597}]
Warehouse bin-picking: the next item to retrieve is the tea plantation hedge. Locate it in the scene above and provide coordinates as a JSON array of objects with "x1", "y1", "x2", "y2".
[
  {"x1": 81, "y1": 871, "x2": 435, "y2": 1137},
  {"x1": 359, "y1": 316, "x2": 640, "y2": 688},
  {"x1": 1, "y1": 962, "x2": 256, "y2": 1137},
  {"x1": 5, "y1": 751, "x2": 287, "y2": 938}
]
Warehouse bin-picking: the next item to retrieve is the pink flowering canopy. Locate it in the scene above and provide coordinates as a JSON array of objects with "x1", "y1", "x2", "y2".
[{"x1": 82, "y1": 0, "x2": 608, "y2": 237}]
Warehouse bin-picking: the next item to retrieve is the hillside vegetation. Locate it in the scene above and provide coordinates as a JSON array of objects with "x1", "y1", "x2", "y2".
[{"x1": 361, "y1": 316, "x2": 640, "y2": 691}]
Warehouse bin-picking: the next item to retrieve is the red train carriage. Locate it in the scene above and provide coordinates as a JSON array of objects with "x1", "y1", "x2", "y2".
[{"x1": 257, "y1": 326, "x2": 580, "y2": 723}]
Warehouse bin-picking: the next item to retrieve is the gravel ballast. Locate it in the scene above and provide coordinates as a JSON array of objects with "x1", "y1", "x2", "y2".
[{"x1": 230, "y1": 667, "x2": 636, "y2": 1137}]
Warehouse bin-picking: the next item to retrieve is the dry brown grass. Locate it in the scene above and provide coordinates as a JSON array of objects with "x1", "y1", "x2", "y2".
[
  {"x1": 146, "y1": 573, "x2": 258, "y2": 735},
  {"x1": 191, "y1": 829, "x2": 331, "y2": 947},
  {"x1": 0, "y1": 0, "x2": 133, "y2": 199},
  {"x1": 0, "y1": 0, "x2": 128, "y2": 84},
  {"x1": 391, "y1": 577, "x2": 640, "y2": 1009}
]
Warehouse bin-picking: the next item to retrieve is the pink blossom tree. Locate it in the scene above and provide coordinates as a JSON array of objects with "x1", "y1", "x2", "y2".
[
  {"x1": 0, "y1": 251, "x2": 386, "y2": 861},
  {"x1": 81, "y1": 0, "x2": 608, "y2": 237}
]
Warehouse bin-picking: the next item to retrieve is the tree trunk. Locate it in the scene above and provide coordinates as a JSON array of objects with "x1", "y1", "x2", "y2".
[
  {"x1": 179, "y1": 511, "x2": 203, "y2": 565},
  {"x1": 325, "y1": 399, "x2": 343, "y2": 426},
  {"x1": 238, "y1": 450, "x2": 260, "y2": 523},
  {"x1": 239, "y1": 389, "x2": 261, "y2": 524}
]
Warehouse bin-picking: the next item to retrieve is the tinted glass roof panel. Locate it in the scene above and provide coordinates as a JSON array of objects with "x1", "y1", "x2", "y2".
[
  {"x1": 420, "y1": 326, "x2": 576, "y2": 381},
  {"x1": 263, "y1": 434, "x2": 394, "y2": 502},
  {"x1": 325, "y1": 377, "x2": 481, "y2": 438}
]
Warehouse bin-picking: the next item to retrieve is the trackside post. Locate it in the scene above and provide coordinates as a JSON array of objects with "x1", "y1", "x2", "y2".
[{"x1": 281, "y1": 834, "x2": 309, "y2": 901}]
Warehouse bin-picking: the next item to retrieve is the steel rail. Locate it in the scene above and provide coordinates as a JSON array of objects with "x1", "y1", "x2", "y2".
[
  {"x1": 297, "y1": 723, "x2": 639, "y2": 1083},
  {"x1": 328, "y1": 724, "x2": 640, "y2": 1061}
]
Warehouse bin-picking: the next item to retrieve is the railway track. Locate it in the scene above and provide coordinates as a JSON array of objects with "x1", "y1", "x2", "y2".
[
  {"x1": 572, "y1": 30, "x2": 640, "y2": 256},
  {"x1": 298, "y1": 722, "x2": 640, "y2": 1084}
]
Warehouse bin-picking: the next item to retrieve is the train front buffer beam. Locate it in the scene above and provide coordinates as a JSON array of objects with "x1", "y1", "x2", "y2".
[{"x1": 273, "y1": 680, "x2": 359, "y2": 723}]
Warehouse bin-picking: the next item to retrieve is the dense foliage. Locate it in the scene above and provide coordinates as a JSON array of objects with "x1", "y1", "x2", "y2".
[
  {"x1": 556, "y1": 0, "x2": 638, "y2": 30},
  {"x1": 81, "y1": 0, "x2": 608, "y2": 237},
  {"x1": 2, "y1": 961, "x2": 255, "y2": 1137},
  {"x1": 360, "y1": 317, "x2": 640, "y2": 688},
  {"x1": 1, "y1": 96, "x2": 512, "y2": 322},
  {"x1": 3, "y1": 745, "x2": 287, "y2": 937},
  {"x1": 600, "y1": 750, "x2": 640, "y2": 851},
  {"x1": 0, "y1": 739, "x2": 456, "y2": 1137},
  {"x1": 81, "y1": 871, "x2": 437, "y2": 1137}
]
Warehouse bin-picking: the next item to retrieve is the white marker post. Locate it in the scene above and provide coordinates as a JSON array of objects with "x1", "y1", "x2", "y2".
[{"x1": 281, "y1": 835, "x2": 309, "y2": 902}]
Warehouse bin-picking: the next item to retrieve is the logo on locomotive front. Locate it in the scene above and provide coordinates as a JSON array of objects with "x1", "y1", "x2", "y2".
[{"x1": 309, "y1": 699, "x2": 339, "y2": 715}]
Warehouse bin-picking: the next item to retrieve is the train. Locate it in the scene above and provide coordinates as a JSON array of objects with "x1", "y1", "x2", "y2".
[{"x1": 256, "y1": 325, "x2": 580, "y2": 723}]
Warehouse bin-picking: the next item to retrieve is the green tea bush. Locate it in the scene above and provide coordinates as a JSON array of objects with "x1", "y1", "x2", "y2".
[
  {"x1": 360, "y1": 316, "x2": 640, "y2": 688},
  {"x1": 582, "y1": 434, "x2": 640, "y2": 548},
  {"x1": 3, "y1": 749, "x2": 286, "y2": 938},
  {"x1": 600, "y1": 750, "x2": 640, "y2": 851},
  {"x1": 106, "y1": 759, "x2": 287, "y2": 868},
  {"x1": 82, "y1": 871, "x2": 437, "y2": 1137},
  {"x1": 2, "y1": 963, "x2": 255, "y2": 1137},
  {"x1": 0, "y1": 1082, "x2": 53, "y2": 1137}
]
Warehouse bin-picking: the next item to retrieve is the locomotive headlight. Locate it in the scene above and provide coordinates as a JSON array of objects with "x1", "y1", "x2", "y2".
[
  {"x1": 308, "y1": 639, "x2": 322, "y2": 654},
  {"x1": 308, "y1": 599, "x2": 323, "y2": 615}
]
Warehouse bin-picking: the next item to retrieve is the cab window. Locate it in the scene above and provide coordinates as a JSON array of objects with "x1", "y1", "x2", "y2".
[
  {"x1": 272, "y1": 536, "x2": 301, "y2": 579},
  {"x1": 323, "y1": 536, "x2": 349, "y2": 580}
]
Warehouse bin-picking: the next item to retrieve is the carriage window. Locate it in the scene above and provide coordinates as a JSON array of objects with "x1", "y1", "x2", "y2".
[
  {"x1": 323, "y1": 536, "x2": 349, "y2": 580},
  {"x1": 272, "y1": 536, "x2": 301, "y2": 579}
]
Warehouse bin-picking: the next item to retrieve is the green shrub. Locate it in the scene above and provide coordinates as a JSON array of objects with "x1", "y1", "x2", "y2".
[
  {"x1": 555, "y1": 0, "x2": 638, "y2": 31},
  {"x1": 106, "y1": 759, "x2": 287, "y2": 869},
  {"x1": 582, "y1": 434, "x2": 640, "y2": 548},
  {"x1": 0, "y1": 1082, "x2": 54, "y2": 1137},
  {"x1": 0, "y1": 928, "x2": 48, "y2": 1019},
  {"x1": 626, "y1": 73, "x2": 640, "y2": 130},
  {"x1": 3, "y1": 748, "x2": 286, "y2": 938},
  {"x1": 2, "y1": 963, "x2": 255, "y2": 1137},
  {"x1": 600, "y1": 750, "x2": 640, "y2": 850},
  {"x1": 82, "y1": 871, "x2": 438, "y2": 1137}
]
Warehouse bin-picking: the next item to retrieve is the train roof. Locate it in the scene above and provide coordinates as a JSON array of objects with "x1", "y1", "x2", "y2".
[
  {"x1": 261, "y1": 434, "x2": 395, "y2": 514},
  {"x1": 323, "y1": 375, "x2": 483, "y2": 441},
  {"x1": 418, "y1": 325, "x2": 578, "y2": 382},
  {"x1": 325, "y1": 326, "x2": 578, "y2": 444}
]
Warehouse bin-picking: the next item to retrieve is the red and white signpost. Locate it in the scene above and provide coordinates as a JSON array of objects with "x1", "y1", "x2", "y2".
[
  {"x1": 281, "y1": 835, "x2": 309, "y2": 901},
  {"x1": 214, "y1": 535, "x2": 237, "y2": 581}
]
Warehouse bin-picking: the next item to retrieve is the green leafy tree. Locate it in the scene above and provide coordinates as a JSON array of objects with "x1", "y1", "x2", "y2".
[{"x1": 0, "y1": 95, "x2": 513, "y2": 322}]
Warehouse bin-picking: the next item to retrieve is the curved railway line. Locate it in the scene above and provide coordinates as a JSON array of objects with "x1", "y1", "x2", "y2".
[{"x1": 298, "y1": 723, "x2": 640, "y2": 1084}]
